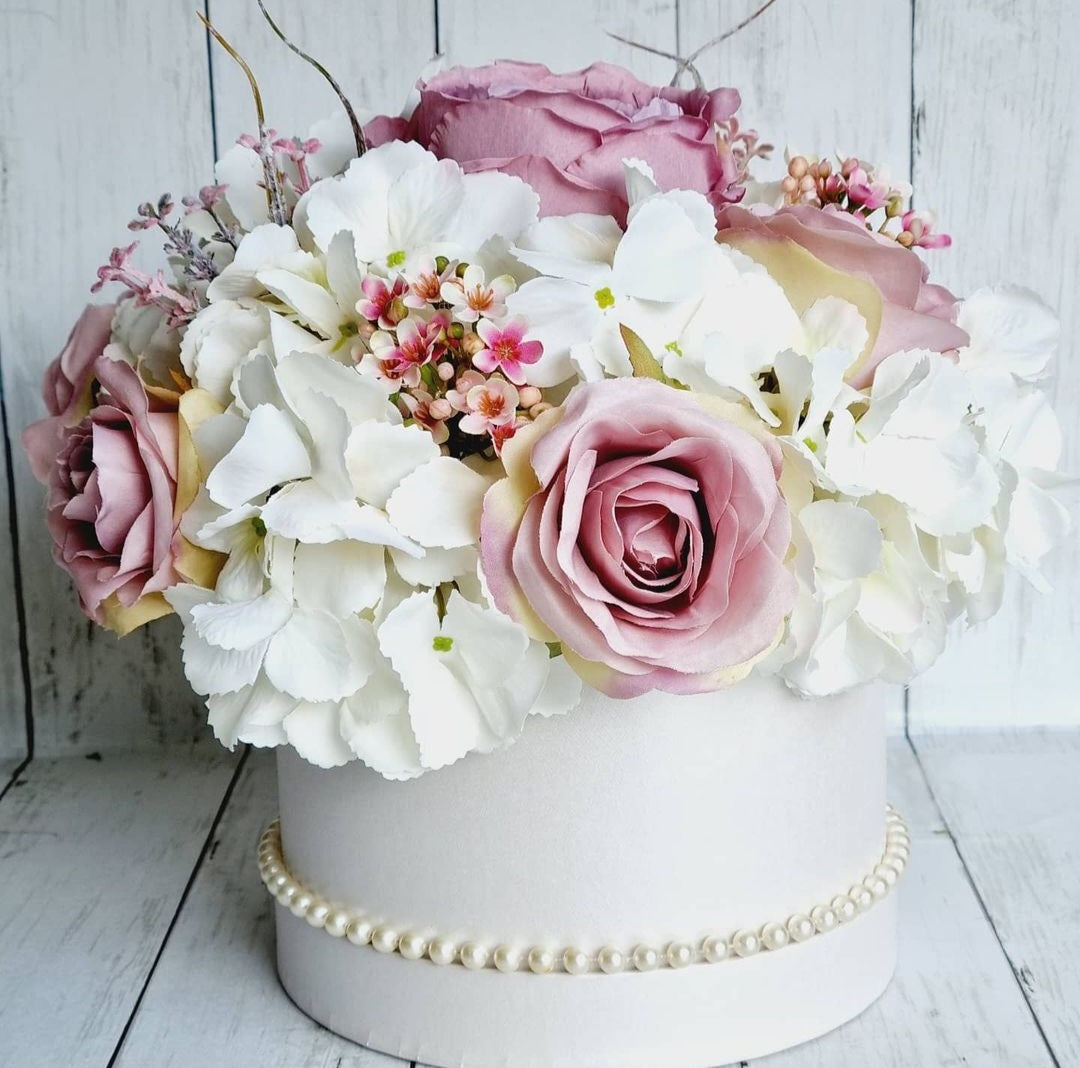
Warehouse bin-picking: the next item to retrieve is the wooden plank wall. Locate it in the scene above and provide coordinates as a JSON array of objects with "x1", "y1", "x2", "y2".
[{"x1": 0, "y1": 0, "x2": 1074, "y2": 761}]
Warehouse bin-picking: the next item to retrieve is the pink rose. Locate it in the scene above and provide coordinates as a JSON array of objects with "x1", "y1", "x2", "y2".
[
  {"x1": 481, "y1": 378, "x2": 795, "y2": 697},
  {"x1": 23, "y1": 303, "x2": 115, "y2": 482},
  {"x1": 716, "y1": 204, "x2": 968, "y2": 388},
  {"x1": 389, "y1": 60, "x2": 743, "y2": 221},
  {"x1": 30, "y1": 355, "x2": 182, "y2": 635}
]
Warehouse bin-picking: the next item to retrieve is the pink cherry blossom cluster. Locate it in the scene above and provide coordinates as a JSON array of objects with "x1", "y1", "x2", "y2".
[
  {"x1": 353, "y1": 259, "x2": 547, "y2": 457},
  {"x1": 781, "y1": 154, "x2": 951, "y2": 249}
]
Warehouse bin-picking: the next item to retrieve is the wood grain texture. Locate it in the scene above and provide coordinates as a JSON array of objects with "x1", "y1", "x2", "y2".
[
  {"x1": 437, "y1": 0, "x2": 678, "y2": 83},
  {"x1": 746, "y1": 737, "x2": 1056, "y2": 1067},
  {"x1": 912, "y1": 731, "x2": 1080, "y2": 1065},
  {"x1": 679, "y1": 0, "x2": 913, "y2": 182},
  {"x1": 0, "y1": 751, "x2": 238, "y2": 1068},
  {"x1": 112, "y1": 750, "x2": 399, "y2": 1068},
  {"x1": 907, "y1": 0, "x2": 1080, "y2": 728},
  {"x1": 207, "y1": 0, "x2": 437, "y2": 153},
  {"x1": 0, "y1": 414, "x2": 27, "y2": 760},
  {"x1": 0, "y1": 1, "x2": 216, "y2": 755}
]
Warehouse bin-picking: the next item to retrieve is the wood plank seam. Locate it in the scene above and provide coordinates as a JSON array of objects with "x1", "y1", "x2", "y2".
[
  {"x1": 105, "y1": 747, "x2": 251, "y2": 1068},
  {"x1": 0, "y1": 345, "x2": 35, "y2": 764},
  {"x1": 904, "y1": 731, "x2": 1064, "y2": 1068}
]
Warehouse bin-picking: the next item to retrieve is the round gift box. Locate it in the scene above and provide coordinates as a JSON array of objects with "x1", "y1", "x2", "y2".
[{"x1": 269, "y1": 675, "x2": 898, "y2": 1067}]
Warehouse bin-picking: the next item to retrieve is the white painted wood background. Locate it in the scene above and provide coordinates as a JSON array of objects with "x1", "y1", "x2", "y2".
[{"x1": 0, "y1": 0, "x2": 1076, "y2": 763}]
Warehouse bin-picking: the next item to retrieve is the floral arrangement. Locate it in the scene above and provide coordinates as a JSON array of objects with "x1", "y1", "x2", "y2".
[{"x1": 24, "y1": 44, "x2": 1069, "y2": 778}]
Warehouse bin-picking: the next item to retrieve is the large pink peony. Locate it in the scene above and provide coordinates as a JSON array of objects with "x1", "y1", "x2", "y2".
[
  {"x1": 716, "y1": 204, "x2": 968, "y2": 388},
  {"x1": 385, "y1": 60, "x2": 743, "y2": 221},
  {"x1": 481, "y1": 378, "x2": 796, "y2": 697},
  {"x1": 26, "y1": 352, "x2": 183, "y2": 635}
]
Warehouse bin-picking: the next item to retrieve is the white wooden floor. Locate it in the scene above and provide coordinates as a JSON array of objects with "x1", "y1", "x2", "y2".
[{"x1": 1, "y1": 734, "x2": 1076, "y2": 1068}]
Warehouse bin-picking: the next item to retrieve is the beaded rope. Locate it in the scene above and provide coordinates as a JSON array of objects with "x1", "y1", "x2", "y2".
[{"x1": 258, "y1": 804, "x2": 909, "y2": 975}]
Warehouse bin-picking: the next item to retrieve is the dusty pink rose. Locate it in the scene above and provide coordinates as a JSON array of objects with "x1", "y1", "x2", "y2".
[
  {"x1": 27, "y1": 355, "x2": 181, "y2": 634},
  {"x1": 386, "y1": 60, "x2": 743, "y2": 221},
  {"x1": 481, "y1": 378, "x2": 795, "y2": 697},
  {"x1": 716, "y1": 204, "x2": 968, "y2": 388},
  {"x1": 23, "y1": 303, "x2": 115, "y2": 482}
]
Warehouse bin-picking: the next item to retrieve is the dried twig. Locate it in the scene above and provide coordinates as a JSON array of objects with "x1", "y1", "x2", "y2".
[
  {"x1": 256, "y1": 0, "x2": 366, "y2": 157},
  {"x1": 609, "y1": 0, "x2": 783, "y2": 89},
  {"x1": 197, "y1": 11, "x2": 288, "y2": 224}
]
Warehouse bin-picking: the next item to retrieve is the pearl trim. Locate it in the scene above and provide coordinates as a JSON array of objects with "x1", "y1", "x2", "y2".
[{"x1": 258, "y1": 805, "x2": 909, "y2": 975}]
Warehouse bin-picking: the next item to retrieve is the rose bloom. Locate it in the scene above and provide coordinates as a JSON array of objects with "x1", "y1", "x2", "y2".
[
  {"x1": 716, "y1": 204, "x2": 968, "y2": 388},
  {"x1": 23, "y1": 303, "x2": 115, "y2": 482},
  {"x1": 26, "y1": 353, "x2": 184, "y2": 635},
  {"x1": 481, "y1": 378, "x2": 796, "y2": 697},
  {"x1": 379, "y1": 60, "x2": 743, "y2": 221}
]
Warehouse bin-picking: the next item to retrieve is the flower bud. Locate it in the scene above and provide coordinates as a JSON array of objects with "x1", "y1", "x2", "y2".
[{"x1": 518, "y1": 386, "x2": 543, "y2": 409}]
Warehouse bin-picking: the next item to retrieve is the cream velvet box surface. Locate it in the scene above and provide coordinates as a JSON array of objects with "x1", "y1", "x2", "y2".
[{"x1": 269, "y1": 676, "x2": 897, "y2": 1067}]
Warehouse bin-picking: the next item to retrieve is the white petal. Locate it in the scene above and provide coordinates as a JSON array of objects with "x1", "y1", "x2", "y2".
[
  {"x1": 275, "y1": 351, "x2": 398, "y2": 427},
  {"x1": 529, "y1": 652, "x2": 584, "y2": 719},
  {"x1": 613, "y1": 196, "x2": 713, "y2": 303},
  {"x1": 512, "y1": 213, "x2": 621, "y2": 284},
  {"x1": 206, "y1": 404, "x2": 312, "y2": 508},
  {"x1": 180, "y1": 301, "x2": 267, "y2": 405},
  {"x1": 391, "y1": 544, "x2": 477, "y2": 588},
  {"x1": 456, "y1": 170, "x2": 539, "y2": 249},
  {"x1": 257, "y1": 267, "x2": 344, "y2": 337},
  {"x1": 346, "y1": 422, "x2": 440, "y2": 507},
  {"x1": 214, "y1": 144, "x2": 269, "y2": 231},
  {"x1": 505, "y1": 276, "x2": 602, "y2": 386},
  {"x1": 190, "y1": 589, "x2": 292, "y2": 651},
  {"x1": 800, "y1": 297, "x2": 869, "y2": 358},
  {"x1": 294, "y1": 540, "x2": 387, "y2": 616},
  {"x1": 283, "y1": 702, "x2": 355, "y2": 768},
  {"x1": 386, "y1": 457, "x2": 488, "y2": 549},
  {"x1": 957, "y1": 285, "x2": 1059, "y2": 381},
  {"x1": 799, "y1": 500, "x2": 882, "y2": 580},
  {"x1": 207, "y1": 224, "x2": 317, "y2": 303},
  {"x1": 265, "y1": 611, "x2": 377, "y2": 702},
  {"x1": 260, "y1": 480, "x2": 421, "y2": 553},
  {"x1": 165, "y1": 584, "x2": 269, "y2": 696}
]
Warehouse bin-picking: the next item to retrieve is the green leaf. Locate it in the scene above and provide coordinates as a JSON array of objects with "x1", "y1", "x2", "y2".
[{"x1": 619, "y1": 324, "x2": 687, "y2": 389}]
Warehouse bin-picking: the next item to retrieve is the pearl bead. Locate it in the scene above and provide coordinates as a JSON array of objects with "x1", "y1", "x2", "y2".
[
  {"x1": 811, "y1": 905, "x2": 838, "y2": 933},
  {"x1": 632, "y1": 944, "x2": 659, "y2": 971},
  {"x1": 865, "y1": 874, "x2": 889, "y2": 900},
  {"x1": 732, "y1": 929, "x2": 760, "y2": 958},
  {"x1": 493, "y1": 945, "x2": 523, "y2": 973},
  {"x1": 761, "y1": 922, "x2": 789, "y2": 951},
  {"x1": 324, "y1": 910, "x2": 350, "y2": 938},
  {"x1": 831, "y1": 894, "x2": 857, "y2": 923},
  {"x1": 428, "y1": 937, "x2": 457, "y2": 966},
  {"x1": 460, "y1": 941, "x2": 490, "y2": 970},
  {"x1": 787, "y1": 914, "x2": 815, "y2": 943},
  {"x1": 289, "y1": 891, "x2": 314, "y2": 918},
  {"x1": 269, "y1": 872, "x2": 289, "y2": 893},
  {"x1": 666, "y1": 942, "x2": 693, "y2": 969},
  {"x1": 597, "y1": 946, "x2": 625, "y2": 974},
  {"x1": 276, "y1": 880, "x2": 299, "y2": 906},
  {"x1": 263, "y1": 862, "x2": 282, "y2": 881},
  {"x1": 346, "y1": 917, "x2": 373, "y2": 946},
  {"x1": 398, "y1": 932, "x2": 428, "y2": 960},
  {"x1": 874, "y1": 863, "x2": 899, "y2": 886},
  {"x1": 305, "y1": 900, "x2": 330, "y2": 928},
  {"x1": 850, "y1": 884, "x2": 874, "y2": 913},
  {"x1": 528, "y1": 947, "x2": 556, "y2": 974},
  {"x1": 702, "y1": 935, "x2": 729, "y2": 963},
  {"x1": 563, "y1": 947, "x2": 591, "y2": 975},
  {"x1": 371, "y1": 925, "x2": 399, "y2": 954}
]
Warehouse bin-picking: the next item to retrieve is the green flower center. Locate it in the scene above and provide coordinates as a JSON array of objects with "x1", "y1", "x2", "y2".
[{"x1": 593, "y1": 286, "x2": 616, "y2": 310}]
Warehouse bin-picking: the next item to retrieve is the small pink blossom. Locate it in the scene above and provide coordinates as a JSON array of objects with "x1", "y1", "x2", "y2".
[
  {"x1": 446, "y1": 369, "x2": 486, "y2": 411},
  {"x1": 441, "y1": 265, "x2": 515, "y2": 323},
  {"x1": 901, "y1": 209, "x2": 952, "y2": 249},
  {"x1": 358, "y1": 275, "x2": 409, "y2": 328},
  {"x1": 456, "y1": 376, "x2": 520, "y2": 436},
  {"x1": 398, "y1": 388, "x2": 451, "y2": 445},
  {"x1": 405, "y1": 257, "x2": 456, "y2": 309},
  {"x1": 369, "y1": 316, "x2": 441, "y2": 388},
  {"x1": 472, "y1": 318, "x2": 543, "y2": 385},
  {"x1": 845, "y1": 165, "x2": 890, "y2": 211}
]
